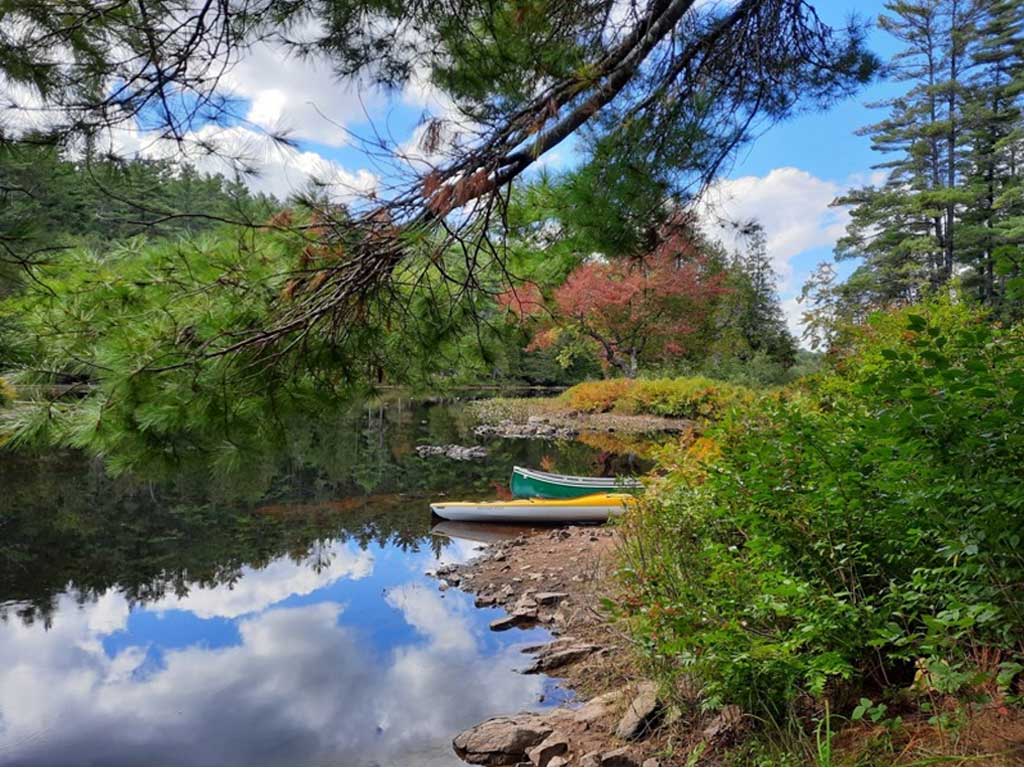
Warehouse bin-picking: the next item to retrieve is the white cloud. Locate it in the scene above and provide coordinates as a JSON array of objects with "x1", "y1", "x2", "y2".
[
  {"x1": 697, "y1": 166, "x2": 850, "y2": 289},
  {"x1": 150, "y1": 541, "x2": 374, "y2": 619},
  {"x1": 219, "y1": 24, "x2": 385, "y2": 148},
  {"x1": 0, "y1": 583, "x2": 545, "y2": 765},
  {"x1": 108, "y1": 122, "x2": 379, "y2": 202}
]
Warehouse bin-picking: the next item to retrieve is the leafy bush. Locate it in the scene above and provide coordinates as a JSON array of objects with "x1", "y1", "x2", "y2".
[
  {"x1": 620, "y1": 298, "x2": 1024, "y2": 718},
  {"x1": 561, "y1": 379, "x2": 636, "y2": 413},
  {"x1": 561, "y1": 376, "x2": 753, "y2": 420}
]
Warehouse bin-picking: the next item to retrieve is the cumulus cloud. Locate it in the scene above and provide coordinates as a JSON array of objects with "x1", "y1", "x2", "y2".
[
  {"x1": 109, "y1": 122, "x2": 379, "y2": 202},
  {"x1": 150, "y1": 541, "x2": 374, "y2": 619},
  {"x1": 219, "y1": 23, "x2": 385, "y2": 148},
  {"x1": 0, "y1": 585, "x2": 544, "y2": 766},
  {"x1": 697, "y1": 166, "x2": 850, "y2": 289}
]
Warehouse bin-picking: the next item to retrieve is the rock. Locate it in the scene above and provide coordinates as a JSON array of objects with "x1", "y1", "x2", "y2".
[
  {"x1": 453, "y1": 715, "x2": 554, "y2": 766},
  {"x1": 600, "y1": 747, "x2": 639, "y2": 766},
  {"x1": 475, "y1": 595, "x2": 499, "y2": 608},
  {"x1": 522, "y1": 644, "x2": 601, "y2": 674},
  {"x1": 547, "y1": 757, "x2": 568, "y2": 768},
  {"x1": 534, "y1": 592, "x2": 569, "y2": 605},
  {"x1": 701, "y1": 704, "x2": 745, "y2": 746},
  {"x1": 416, "y1": 444, "x2": 489, "y2": 461},
  {"x1": 642, "y1": 760, "x2": 660, "y2": 767},
  {"x1": 614, "y1": 682, "x2": 661, "y2": 741},
  {"x1": 526, "y1": 731, "x2": 569, "y2": 766},
  {"x1": 573, "y1": 690, "x2": 626, "y2": 724},
  {"x1": 579, "y1": 752, "x2": 602, "y2": 766}
]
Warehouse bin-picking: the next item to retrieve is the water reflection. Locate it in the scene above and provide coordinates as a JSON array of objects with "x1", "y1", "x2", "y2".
[
  {"x1": 0, "y1": 541, "x2": 552, "y2": 765},
  {"x1": 0, "y1": 399, "x2": 642, "y2": 765}
]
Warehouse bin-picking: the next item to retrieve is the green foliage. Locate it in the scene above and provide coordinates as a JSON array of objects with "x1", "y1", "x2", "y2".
[
  {"x1": 621, "y1": 297, "x2": 1024, "y2": 718},
  {"x1": 560, "y1": 376, "x2": 754, "y2": 420}
]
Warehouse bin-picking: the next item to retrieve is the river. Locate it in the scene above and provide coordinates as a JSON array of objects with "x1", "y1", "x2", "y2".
[{"x1": 0, "y1": 398, "x2": 644, "y2": 765}]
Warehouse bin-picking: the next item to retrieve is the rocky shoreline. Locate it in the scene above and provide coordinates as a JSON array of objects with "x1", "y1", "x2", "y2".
[{"x1": 431, "y1": 526, "x2": 743, "y2": 767}]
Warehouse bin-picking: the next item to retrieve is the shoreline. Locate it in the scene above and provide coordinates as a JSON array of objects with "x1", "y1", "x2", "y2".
[{"x1": 433, "y1": 525, "x2": 742, "y2": 767}]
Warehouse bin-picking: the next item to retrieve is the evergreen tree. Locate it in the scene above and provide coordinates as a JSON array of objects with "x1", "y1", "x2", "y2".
[
  {"x1": 731, "y1": 223, "x2": 798, "y2": 368},
  {"x1": 833, "y1": 0, "x2": 984, "y2": 305},
  {"x1": 960, "y1": 0, "x2": 1024, "y2": 311}
]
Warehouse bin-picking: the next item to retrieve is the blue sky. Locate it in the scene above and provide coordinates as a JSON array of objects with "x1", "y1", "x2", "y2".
[{"x1": 113, "y1": 0, "x2": 904, "y2": 338}]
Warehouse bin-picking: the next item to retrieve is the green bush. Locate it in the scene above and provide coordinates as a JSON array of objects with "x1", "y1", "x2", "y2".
[
  {"x1": 561, "y1": 376, "x2": 754, "y2": 420},
  {"x1": 621, "y1": 298, "x2": 1024, "y2": 717}
]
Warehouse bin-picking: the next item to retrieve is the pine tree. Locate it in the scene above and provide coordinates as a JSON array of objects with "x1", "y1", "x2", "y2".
[
  {"x1": 733, "y1": 224, "x2": 798, "y2": 367},
  {"x1": 833, "y1": 0, "x2": 984, "y2": 305},
  {"x1": 960, "y1": 0, "x2": 1024, "y2": 311}
]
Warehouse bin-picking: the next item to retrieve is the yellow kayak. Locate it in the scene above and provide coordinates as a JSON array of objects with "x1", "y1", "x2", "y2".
[{"x1": 430, "y1": 493, "x2": 637, "y2": 522}]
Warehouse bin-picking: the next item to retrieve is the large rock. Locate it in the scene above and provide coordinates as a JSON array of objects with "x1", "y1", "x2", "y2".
[
  {"x1": 453, "y1": 715, "x2": 553, "y2": 766},
  {"x1": 522, "y1": 644, "x2": 601, "y2": 674},
  {"x1": 573, "y1": 690, "x2": 626, "y2": 725},
  {"x1": 614, "y1": 682, "x2": 661, "y2": 741},
  {"x1": 526, "y1": 731, "x2": 569, "y2": 766},
  {"x1": 534, "y1": 592, "x2": 569, "y2": 605}
]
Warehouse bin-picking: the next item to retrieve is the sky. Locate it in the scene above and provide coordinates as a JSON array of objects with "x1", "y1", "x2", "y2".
[{"x1": 114, "y1": 0, "x2": 903, "y2": 340}]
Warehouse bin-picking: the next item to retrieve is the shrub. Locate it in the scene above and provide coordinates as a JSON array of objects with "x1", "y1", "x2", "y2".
[
  {"x1": 620, "y1": 298, "x2": 1024, "y2": 718},
  {"x1": 623, "y1": 377, "x2": 754, "y2": 419},
  {"x1": 561, "y1": 379, "x2": 636, "y2": 413},
  {"x1": 561, "y1": 376, "x2": 754, "y2": 420}
]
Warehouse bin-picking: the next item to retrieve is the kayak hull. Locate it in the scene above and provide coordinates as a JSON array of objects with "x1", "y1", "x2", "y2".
[
  {"x1": 430, "y1": 493, "x2": 635, "y2": 523},
  {"x1": 510, "y1": 465, "x2": 642, "y2": 499}
]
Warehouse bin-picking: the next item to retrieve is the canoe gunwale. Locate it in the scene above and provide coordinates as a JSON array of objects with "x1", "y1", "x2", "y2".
[{"x1": 511, "y1": 465, "x2": 643, "y2": 488}]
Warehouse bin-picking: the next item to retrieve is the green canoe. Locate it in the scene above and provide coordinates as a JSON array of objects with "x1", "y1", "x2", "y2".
[{"x1": 510, "y1": 465, "x2": 643, "y2": 500}]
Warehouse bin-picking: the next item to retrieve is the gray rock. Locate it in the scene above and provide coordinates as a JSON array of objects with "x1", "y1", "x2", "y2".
[
  {"x1": 453, "y1": 715, "x2": 553, "y2": 766},
  {"x1": 547, "y1": 757, "x2": 568, "y2": 768},
  {"x1": 573, "y1": 690, "x2": 626, "y2": 724},
  {"x1": 416, "y1": 444, "x2": 489, "y2": 461},
  {"x1": 600, "y1": 747, "x2": 639, "y2": 766},
  {"x1": 534, "y1": 592, "x2": 569, "y2": 605},
  {"x1": 526, "y1": 731, "x2": 569, "y2": 766},
  {"x1": 641, "y1": 760, "x2": 660, "y2": 767},
  {"x1": 614, "y1": 682, "x2": 661, "y2": 741},
  {"x1": 522, "y1": 644, "x2": 601, "y2": 674},
  {"x1": 579, "y1": 752, "x2": 602, "y2": 767}
]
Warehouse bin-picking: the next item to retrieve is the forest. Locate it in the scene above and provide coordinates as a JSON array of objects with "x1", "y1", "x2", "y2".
[{"x1": 1, "y1": 0, "x2": 1023, "y2": 765}]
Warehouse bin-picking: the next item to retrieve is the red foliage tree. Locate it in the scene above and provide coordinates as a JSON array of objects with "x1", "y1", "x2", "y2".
[{"x1": 506, "y1": 231, "x2": 726, "y2": 377}]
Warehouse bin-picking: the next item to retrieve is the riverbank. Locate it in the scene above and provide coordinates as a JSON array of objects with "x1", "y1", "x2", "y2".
[
  {"x1": 434, "y1": 525, "x2": 744, "y2": 767},
  {"x1": 438, "y1": 520, "x2": 1024, "y2": 767}
]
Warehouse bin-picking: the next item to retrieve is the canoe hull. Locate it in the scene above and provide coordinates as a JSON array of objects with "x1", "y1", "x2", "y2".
[
  {"x1": 430, "y1": 493, "x2": 635, "y2": 523},
  {"x1": 510, "y1": 465, "x2": 642, "y2": 499}
]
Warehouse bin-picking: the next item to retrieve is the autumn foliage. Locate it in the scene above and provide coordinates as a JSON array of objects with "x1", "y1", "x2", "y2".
[{"x1": 502, "y1": 235, "x2": 726, "y2": 376}]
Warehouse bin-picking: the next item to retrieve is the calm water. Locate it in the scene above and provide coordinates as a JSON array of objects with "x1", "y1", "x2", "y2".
[{"x1": 0, "y1": 399, "x2": 645, "y2": 766}]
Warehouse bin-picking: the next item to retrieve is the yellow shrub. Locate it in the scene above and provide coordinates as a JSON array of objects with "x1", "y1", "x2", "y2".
[{"x1": 561, "y1": 379, "x2": 636, "y2": 413}]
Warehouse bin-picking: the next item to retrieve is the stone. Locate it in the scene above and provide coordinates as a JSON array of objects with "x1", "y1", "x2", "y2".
[
  {"x1": 453, "y1": 715, "x2": 554, "y2": 766},
  {"x1": 642, "y1": 760, "x2": 660, "y2": 767},
  {"x1": 614, "y1": 682, "x2": 661, "y2": 741},
  {"x1": 579, "y1": 752, "x2": 602, "y2": 767},
  {"x1": 600, "y1": 748, "x2": 639, "y2": 766},
  {"x1": 522, "y1": 644, "x2": 601, "y2": 674},
  {"x1": 490, "y1": 615, "x2": 521, "y2": 631},
  {"x1": 701, "y1": 704, "x2": 745, "y2": 746},
  {"x1": 526, "y1": 731, "x2": 569, "y2": 766},
  {"x1": 475, "y1": 595, "x2": 499, "y2": 608},
  {"x1": 416, "y1": 444, "x2": 489, "y2": 461},
  {"x1": 573, "y1": 690, "x2": 626, "y2": 724},
  {"x1": 534, "y1": 592, "x2": 569, "y2": 605},
  {"x1": 547, "y1": 757, "x2": 568, "y2": 768}
]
